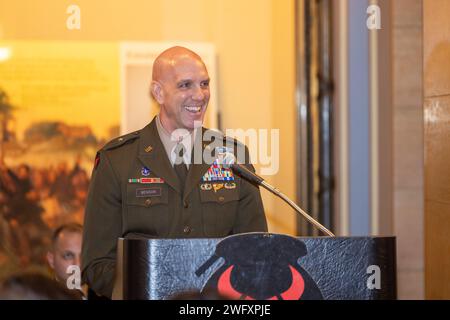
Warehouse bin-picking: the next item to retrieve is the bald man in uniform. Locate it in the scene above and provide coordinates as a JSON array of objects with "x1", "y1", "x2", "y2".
[{"x1": 81, "y1": 46, "x2": 267, "y2": 298}]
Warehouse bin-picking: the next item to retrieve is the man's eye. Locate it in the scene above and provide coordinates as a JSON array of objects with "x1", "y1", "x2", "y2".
[
  {"x1": 63, "y1": 252, "x2": 74, "y2": 260},
  {"x1": 201, "y1": 81, "x2": 210, "y2": 88},
  {"x1": 179, "y1": 82, "x2": 191, "y2": 88}
]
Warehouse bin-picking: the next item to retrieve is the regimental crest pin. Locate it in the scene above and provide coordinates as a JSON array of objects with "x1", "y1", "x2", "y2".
[{"x1": 141, "y1": 166, "x2": 151, "y2": 176}]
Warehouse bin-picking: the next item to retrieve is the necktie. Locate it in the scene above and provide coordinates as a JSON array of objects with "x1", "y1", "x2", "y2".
[{"x1": 173, "y1": 143, "x2": 188, "y2": 189}]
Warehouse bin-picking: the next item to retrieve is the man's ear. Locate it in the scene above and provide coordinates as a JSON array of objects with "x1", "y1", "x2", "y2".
[
  {"x1": 47, "y1": 251, "x2": 55, "y2": 269},
  {"x1": 151, "y1": 81, "x2": 164, "y2": 105}
]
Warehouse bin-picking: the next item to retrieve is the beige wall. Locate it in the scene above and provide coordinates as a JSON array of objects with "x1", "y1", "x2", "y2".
[
  {"x1": 392, "y1": 0, "x2": 425, "y2": 299},
  {"x1": 270, "y1": 0, "x2": 296, "y2": 234},
  {"x1": 0, "y1": 0, "x2": 297, "y2": 235},
  {"x1": 392, "y1": 0, "x2": 450, "y2": 300},
  {"x1": 423, "y1": 0, "x2": 450, "y2": 299}
]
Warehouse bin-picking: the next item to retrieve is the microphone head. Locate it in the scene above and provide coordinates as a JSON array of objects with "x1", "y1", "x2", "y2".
[{"x1": 218, "y1": 152, "x2": 236, "y2": 169}]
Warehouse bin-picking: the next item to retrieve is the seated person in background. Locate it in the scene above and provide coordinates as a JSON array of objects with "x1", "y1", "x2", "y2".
[
  {"x1": 0, "y1": 272, "x2": 81, "y2": 300},
  {"x1": 47, "y1": 223, "x2": 85, "y2": 298}
]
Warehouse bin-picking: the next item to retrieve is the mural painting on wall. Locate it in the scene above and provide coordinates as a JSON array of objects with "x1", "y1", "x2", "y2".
[{"x1": 0, "y1": 41, "x2": 120, "y2": 274}]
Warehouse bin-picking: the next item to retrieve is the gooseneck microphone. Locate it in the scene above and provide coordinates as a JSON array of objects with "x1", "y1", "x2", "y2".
[{"x1": 222, "y1": 153, "x2": 335, "y2": 237}]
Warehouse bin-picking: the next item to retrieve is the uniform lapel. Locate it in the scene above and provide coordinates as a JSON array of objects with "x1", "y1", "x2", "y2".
[{"x1": 138, "y1": 118, "x2": 181, "y2": 194}]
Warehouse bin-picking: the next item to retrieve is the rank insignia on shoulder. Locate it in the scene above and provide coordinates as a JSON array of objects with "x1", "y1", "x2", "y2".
[
  {"x1": 200, "y1": 183, "x2": 212, "y2": 191},
  {"x1": 128, "y1": 178, "x2": 165, "y2": 184},
  {"x1": 141, "y1": 166, "x2": 151, "y2": 176}
]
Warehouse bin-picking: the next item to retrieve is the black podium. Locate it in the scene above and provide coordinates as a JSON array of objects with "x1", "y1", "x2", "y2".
[{"x1": 112, "y1": 233, "x2": 396, "y2": 300}]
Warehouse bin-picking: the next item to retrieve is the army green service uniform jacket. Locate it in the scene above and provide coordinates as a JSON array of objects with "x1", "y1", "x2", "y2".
[{"x1": 81, "y1": 117, "x2": 268, "y2": 298}]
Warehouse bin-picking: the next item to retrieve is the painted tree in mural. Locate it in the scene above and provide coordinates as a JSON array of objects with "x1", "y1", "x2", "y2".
[{"x1": 0, "y1": 89, "x2": 15, "y2": 164}]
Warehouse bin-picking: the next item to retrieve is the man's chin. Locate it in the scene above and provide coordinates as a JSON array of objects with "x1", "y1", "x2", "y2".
[{"x1": 183, "y1": 117, "x2": 204, "y2": 130}]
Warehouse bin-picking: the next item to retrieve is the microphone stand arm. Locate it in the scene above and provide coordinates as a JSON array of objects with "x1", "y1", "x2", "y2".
[{"x1": 260, "y1": 181, "x2": 335, "y2": 237}]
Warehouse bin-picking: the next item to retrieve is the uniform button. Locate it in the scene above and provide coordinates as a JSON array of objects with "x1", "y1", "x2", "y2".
[
  {"x1": 118, "y1": 137, "x2": 123, "y2": 142},
  {"x1": 218, "y1": 196, "x2": 225, "y2": 202},
  {"x1": 183, "y1": 226, "x2": 192, "y2": 234},
  {"x1": 183, "y1": 201, "x2": 189, "y2": 208},
  {"x1": 145, "y1": 199, "x2": 152, "y2": 206}
]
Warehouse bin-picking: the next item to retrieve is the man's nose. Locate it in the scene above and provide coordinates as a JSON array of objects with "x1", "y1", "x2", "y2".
[
  {"x1": 192, "y1": 85, "x2": 207, "y2": 101},
  {"x1": 74, "y1": 254, "x2": 81, "y2": 267}
]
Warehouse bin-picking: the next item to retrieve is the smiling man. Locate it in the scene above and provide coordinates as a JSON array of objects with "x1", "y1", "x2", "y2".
[
  {"x1": 81, "y1": 46, "x2": 267, "y2": 299},
  {"x1": 151, "y1": 47, "x2": 210, "y2": 132}
]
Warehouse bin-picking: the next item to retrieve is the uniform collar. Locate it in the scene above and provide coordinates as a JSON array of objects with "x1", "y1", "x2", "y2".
[
  {"x1": 138, "y1": 117, "x2": 181, "y2": 194},
  {"x1": 155, "y1": 115, "x2": 194, "y2": 168},
  {"x1": 138, "y1": 117, "x2": 213, "y2": 200}
]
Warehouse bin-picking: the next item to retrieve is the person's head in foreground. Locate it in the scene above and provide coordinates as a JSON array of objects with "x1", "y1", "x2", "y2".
[
  {"x1": 47, "y1": 223, "x2": 83, "y2": 284},
  {"x1": 0, "y1": 272, "x2": 81, "y2": 300}
]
